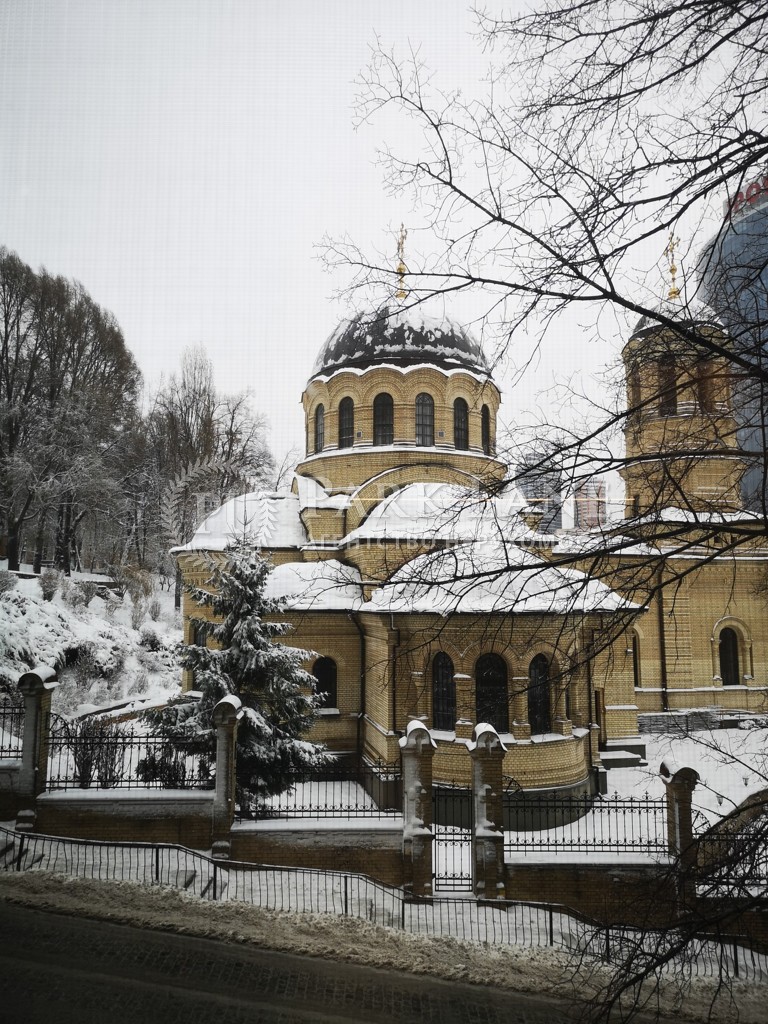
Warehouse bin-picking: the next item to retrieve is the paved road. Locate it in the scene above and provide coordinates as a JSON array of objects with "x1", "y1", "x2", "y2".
[{"x1": 0, "y1": 902, "x2": 576, "y2": 1023}]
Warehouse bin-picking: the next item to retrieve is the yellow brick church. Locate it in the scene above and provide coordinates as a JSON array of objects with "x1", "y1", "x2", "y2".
[{"x1": 176, "y1": 297, "x2": 768, "y2": 796}]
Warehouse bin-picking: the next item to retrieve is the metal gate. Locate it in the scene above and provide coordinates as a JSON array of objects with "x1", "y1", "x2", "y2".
[{"x1": 432, "y1": 785, "x2": 473, "y2": 892}]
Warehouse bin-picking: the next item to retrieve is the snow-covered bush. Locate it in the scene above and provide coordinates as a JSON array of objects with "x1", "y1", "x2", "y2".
[
  {"x1": 103, "y1": 593, "x2": 119, "y2": 619},
  {"x1": 148, "y1": 597, "x2": 162, "y2": 622},
  {"x1": 78, "y1": 580, "x2": 99, "y2": 607},
  {"x1": 74, "y1": 644, "x2": 98, "y2": 688},
  {"x1": 139, "y1": 625, "x2": 161, "y2": 652},
  {"x1": 132, "y1": 669, "x2": 149, "y2": 694},
  {"x1": 63, "y1": 582, "x2": 86, "y2": 610},
  {"x1": 40, "y1": 568, "x2": 61, "y2": 601},
  {"x1": 0, "y1": 570, "x2": 17, "y2": 595},
  {"x1": 130, "y1": 599, "x2": 146, "y2": 630}
]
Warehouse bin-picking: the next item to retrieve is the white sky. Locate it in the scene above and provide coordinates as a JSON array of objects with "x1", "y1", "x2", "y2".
[{"x1": 0, "y1": 0, "x2": 715, "y2": 471}]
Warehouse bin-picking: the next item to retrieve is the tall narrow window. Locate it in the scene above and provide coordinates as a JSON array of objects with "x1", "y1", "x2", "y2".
[
  {"x1": 314, "y1": 405, "x2": 325, "y2": 453},
  {"x1": 631, "y1": 633, "x2": 642, "y2": 688},
  {"x1": 432, "y1": 652, "x2": 456, "y2": 731},
  {"x1": 313, "y1": 656, "x2": 338, "y2": 708},
  {"x1": 696, "y1": 359, "x2": 716, "y2": 413},
  {"x1": 719, "y1": 628, "x2": 740, "y2": 686},
  {"x1": 658, "y1": 355, "x2": 677, "y2": 415},
  {"x1": 453, "y1": 398, "x2": 469, "y2": 449},
  {"x1": 481, "y1": 405, "x2": 491, "y2": 454},
  {"x1": 628, "y1": 369, "x2": 641, "y2": 414},
  {"x1": 373, "y1": 393, "x2": 394, "y2": 445},
  {"x1": 475, "y1": 654, "x2": 508, "y2": 732},
  {"x1": 415, "y1": 393, "x2": 434, "y2": 446},
  {"x1": 528, "y1": 654, "x2": 551, "y2": 734},
  {"x1": 338, "y1": 397, "x2": 354, "y2": 448}
]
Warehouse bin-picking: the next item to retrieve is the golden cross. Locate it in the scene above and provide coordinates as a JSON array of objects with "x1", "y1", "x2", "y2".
[
  {"x1": 396, "y1": 223, "x2": 408, "y2": 300},
  {"x1": 664, "y1": 234, "x2": 680, "y2": 300}
]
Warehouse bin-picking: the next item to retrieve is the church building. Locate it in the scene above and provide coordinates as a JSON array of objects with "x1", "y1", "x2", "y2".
[{"x1": 175, "y1": 295, "x2": 768, "y2": 796}]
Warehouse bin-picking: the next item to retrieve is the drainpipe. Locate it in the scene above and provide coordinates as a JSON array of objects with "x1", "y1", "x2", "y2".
[
  {"x1": 656, "y1": 567, "x2": 670, "y2": 712},
  {"x1": 390, "y1": 613, "x2": 401, "y2": 739},
  {"x1": 350, "y1": 612, "x2": 366, "y2": 767}
]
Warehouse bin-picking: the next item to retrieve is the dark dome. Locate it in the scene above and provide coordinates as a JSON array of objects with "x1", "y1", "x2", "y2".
[
  {"x1": 311, "y1": 305, "x2": 490, "y2": 379},
  {"x1": 630, "y1": 299, "x2": 725, "y2": 340}
]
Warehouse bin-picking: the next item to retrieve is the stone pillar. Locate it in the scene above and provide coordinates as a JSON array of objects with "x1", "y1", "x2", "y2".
[
  {"x1": 469, "y1": 723, "x2": 507, "y2": 900},
  {"x1": 660, "y1": 759, "x2": 700, "y2": 864},
  {"x1": 211, "y1": 695, "x2": 243, "y2": 859},
  {"x1": 453, "y1": 673, "x2": 472, "y2": 732},
  {"x1": 511, "y1": 677, "x2": 530, "y2": 740},
  {"x1": 399, "y1": 719, "x2": 436, "y2": 898},
  {"x1": 16, "y1": 666, "x2": 58, "y2": 832}
]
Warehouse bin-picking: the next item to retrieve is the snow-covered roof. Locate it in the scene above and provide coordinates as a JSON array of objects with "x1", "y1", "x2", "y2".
[
  {"x1": 294, "y1": 474, "x2": 350, "y2": 512},
  {"x1": 265, "y1": 559, "x2": 364, "y2": 611},
  {"x1": 310, "y1": 304, "x2": 490, "y2": 379},
  {"x1": 343, "y1": 481, "x2": 538, "y2": 545},
  {"x1": 173, "y1": 491, "x2": 307, "y2": 552},
  {"x1": 361, "y1": 540, "x2": 637, "y2": 616}
]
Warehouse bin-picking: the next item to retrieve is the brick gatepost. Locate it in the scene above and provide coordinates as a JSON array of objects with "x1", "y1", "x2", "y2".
[
  {"x1": 399, "y1": 719, "x2": 436, "y2": 898},
  {"x1": 469, "y1": 722, "x2": 507, "y2": 900},
  {"x1": 660, "y1": 758, "x2": 700, "y2": 902},
  {"x1": 16, "y1": 666, "x2": 58, "y2": 832},
  {"x1": 212, "y1": 695, "x2": 243, "y2": 859}
]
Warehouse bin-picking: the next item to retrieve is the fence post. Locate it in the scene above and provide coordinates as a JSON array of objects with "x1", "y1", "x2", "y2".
[
  {"x1": 469, "y1": 723, "x2": 507, "y2": 900},
  {"x1": 660, "y1": 759, "x2": 700, "y2": 904},
  {"x1": 16, "y1": 666, "x2": 58, "y2": 831},
  {"x1": 212, "y1": 695, "x2": 243, "y2": 859},
  {"x1": 399, "y1": 720, "x2": 436, "y2": 899}
]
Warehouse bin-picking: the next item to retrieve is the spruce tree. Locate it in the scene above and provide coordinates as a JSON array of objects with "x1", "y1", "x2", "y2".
[{"x1": 150, "y1": 544, "x2": 325, "y2": 803}]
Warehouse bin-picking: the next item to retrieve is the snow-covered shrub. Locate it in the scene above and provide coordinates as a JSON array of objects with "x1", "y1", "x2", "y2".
[
  {"x1": 103, "y1": 593, "x2": 119, "y2": 619},
  {"x1": 101, "y1": 643, "x2": 126, "y2": 680},
  {"x1": 132, "y1": 669, "x2": 149, "y2": 694},
  {"x1": 74, "y1": 644, "x2": 98, "y2": 688},
  {"x1": 136, "y1": 647, "x2": 160, "y2": 671},
  {"x1": 54, "y1": 716, "x2": 125, "y2": 789},
  {"x1": 139, "y1": 625, "x2": 161, "y2": 651},
  {"x1": 148, "y1": 597, "x2": 162, "y2": 622},
  {"x1": 0, "y1": 570, "x2": 17, "y2": 595},
  {"x1": 130, "y1": 599, "x2": 146, "y2": 630},
  {"x1": 63, "y1": 583, "x2": 86, "y2": 610},
  {"x1": 78, "y1": 580, "x2": 99, "y2": 607},
  {"x1": 40, "y1": 568, "x2": 61, "y2": 601}
]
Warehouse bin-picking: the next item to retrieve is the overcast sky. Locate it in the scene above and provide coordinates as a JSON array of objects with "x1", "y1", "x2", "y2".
[{"x1": 0, "y1": 0, "x2": 697, "y2": 471}]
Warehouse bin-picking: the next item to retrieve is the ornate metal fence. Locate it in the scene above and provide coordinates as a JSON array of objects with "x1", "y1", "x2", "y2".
[
  {"x1": 0, "y1": 702, "x2": 24, "y2": 758},
  {"x1": 47, "y1": 715, "x2": 214, "y2": 790},
  {"x1": 504, "y1": 793, "x2": 668, "y2": 855},
  {"x1": 240, "y1": 761, "x2": 402, "y2": 820}
]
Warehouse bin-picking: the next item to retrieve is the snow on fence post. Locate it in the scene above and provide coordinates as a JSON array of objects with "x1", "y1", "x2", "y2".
[
  {"x1": 16, "y1": 665, "x2": 58, "y2": 831},
  {"x1": 469, "y1": 722, "x2": 507, "y2": 901},
  {"x1": 212, "y1": 695, "x2": 243, "y2": 859},
  {"x1": 399, "y1": 719, "x2": 436, "y2": 898}
]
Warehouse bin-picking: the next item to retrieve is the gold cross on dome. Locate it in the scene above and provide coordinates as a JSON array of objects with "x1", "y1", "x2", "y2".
[
  {"x1": 664, "y1": 234, "x2": 681, "y2": 300},
  {"x1": 396, "y1": 223, "x2": 408, "y2": 300}
]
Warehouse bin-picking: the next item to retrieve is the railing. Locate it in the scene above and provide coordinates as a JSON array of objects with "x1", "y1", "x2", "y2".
[
  {"x1": 240, "y1": 761, "x2": 402, "y2": 821},
  {"x1": 1, "y1": 824, "x2": 765, "y2": 982},
  {"x1": 0, "y1": 702, "x2": 24, "y2": 758},
  {"x1": 504, "y1": 793, "x2": 668, "y2": 855},
  {"x1": 47, "y1": 716, "x2": 214, "y2": 790}
]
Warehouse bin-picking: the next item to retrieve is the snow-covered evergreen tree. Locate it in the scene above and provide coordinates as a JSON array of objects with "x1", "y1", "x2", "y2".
[{"x1": 148, "y1": 543, "x2": 325, "y2": 801}]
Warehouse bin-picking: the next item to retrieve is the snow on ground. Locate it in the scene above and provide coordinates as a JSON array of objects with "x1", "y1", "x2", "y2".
[
  {"x1": 0, "y1": 564, "x2": 182, "y2": 717},
  {"x1": 1, "y1": 869, "x2": 766, "y2": 1023},
  {"x1": 604, "y1": 726, "x2": 768, "y2": 827}
]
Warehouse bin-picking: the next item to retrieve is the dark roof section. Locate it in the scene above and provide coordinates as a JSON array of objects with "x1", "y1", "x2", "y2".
[
  {"x1": 630, "y1": 299, "x2": 725, "y2": 340},
  {"x1": 311, "y1": 304, "x2": 490, "y2": 379}
]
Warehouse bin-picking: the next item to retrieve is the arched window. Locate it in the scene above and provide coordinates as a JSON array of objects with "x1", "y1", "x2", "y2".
[
  {"x1": 628, "y1": 369, "x2": 641, "y2": 414},
  {"x1": 696, "y1": 359, "x2": 716, "y2": 413},
  {"x1": 528, "y1": 654, "x2": 551, "y2": 734},
  {"x1": 658, "y1": 355, "x2": 677, "y2": 415},
  {"x1": 338, "y1": 397, "x2": 354, "y2": 448},
  {"x1": 475, "y1": 654, "x2": 508, "y2": 732},
  {"x1": 312, "y1": 656, "x2": 338, "y2": 708},
  {"x1": 453, "y1": 398, "x2": 469, "y2": 449},
  {"x1": 314, "y1": 405, "x2": 325, "y2": 453},
  {"x1": 481, "y1": 405, "x2": 492, "y2": 454},
  {"x1": 373, "y1": 393, "x2": 394, "y2": 445},
  {"x1": 432, "y1": 652, "x2": 456, "y2": 731},
  {"x1": 191, "y1": 621, "x2": 207, "y2": 647},
  {"x1": 719, "y1": 628, "x2": 740, "y2": 687},
  {"x1": 415, "y1": 393, "x2": 434, "y2": 446},
  {"x1": 631, "y1": 632, "x2": 641, "y2": 688}
]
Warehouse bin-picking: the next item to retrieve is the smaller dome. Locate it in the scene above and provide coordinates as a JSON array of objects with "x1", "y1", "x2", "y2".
[
  {"x1": 311, "y1": 304, "x2": 489, "y2": 379},
  {"x1": 630, "y1": 299, "x2": 725, "y2": 340}
]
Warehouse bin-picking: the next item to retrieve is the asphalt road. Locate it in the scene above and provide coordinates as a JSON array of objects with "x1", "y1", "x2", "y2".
[{"x1": 0, "y1": 902, "x2": 577, "y2": 1023}]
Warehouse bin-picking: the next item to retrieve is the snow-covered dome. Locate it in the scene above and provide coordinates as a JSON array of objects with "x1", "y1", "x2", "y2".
[
  {"x1": 311, "y1": 304, "x2": 490, "y2": 379},
  {"x1": 629, "y1": 299, "x2": 725, "y2": 340}
]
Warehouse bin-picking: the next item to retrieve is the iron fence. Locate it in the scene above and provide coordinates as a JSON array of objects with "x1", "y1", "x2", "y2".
[
  {"x1": 47, "y1": 716, "x2": 214, "y2": 790},
  {"x1": 239, "y1": 761, "x2": 402, "y2": 820},
  {"x1": 1, "y1": 823, "x2": 765, "y2": 982},
  {"x1": 504, "y1": 793, "x2": 668, "y2": 854},
  {"x1": 0, "y1": 702, "x2": 24, "y2": 758}
]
